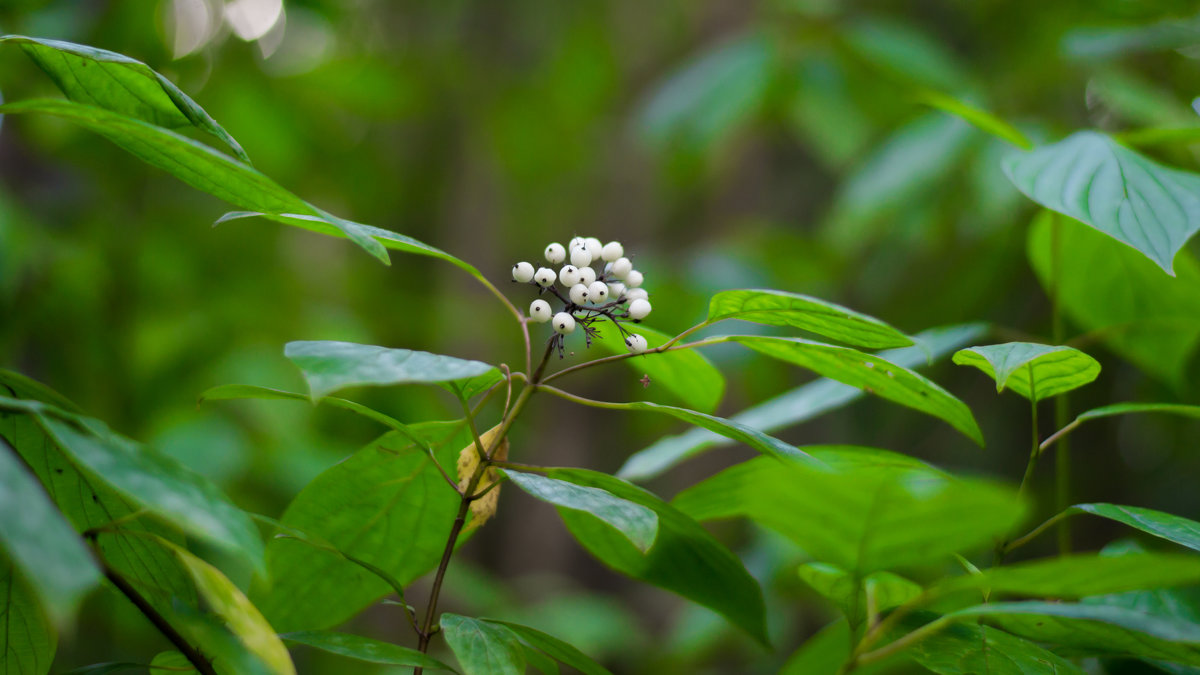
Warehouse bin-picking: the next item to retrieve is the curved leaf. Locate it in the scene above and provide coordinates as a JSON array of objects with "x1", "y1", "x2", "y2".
[
  {"x1": 502, "y1": 470, "x2": 658, "y2": 553},
  {"x1": 953, "y1": 342, "x2": 1100, "y2": 401},
  {"x1": 481, "y1": 620, "x2": 612, "y2": 675},
  {"x1": 1004, "y1": 131, "x2": 1200, "y2": 274},
  {"x1": 0, "y1": 99, "x2": 388, "y2": 264},
  {"x1": 283, "y1": 341, "x2": 496, "y2": 401},
  {"x1": 0, "y1": 35, "x2": 249, "y2": 161},
  {"x1": 589, "y1": 322, "x2": 724, "y2": 414},
  {"x1": 440, "y1": 614, "x2": 525, "y2": 675},
  {"x1": 281, "y1": 631, "x2": 455, "y2": 671},
  {"x1": 1077, "y1": 402, "x2": 1200, "y2": 424},
  {"x1": 1069, "y1": 503, "x2": 1200, "y2": 552},
  {"x1": 896, "y1": 617, "x2": 1084, "y2": 675},
  {"x1": 706, "y1": 289, "x2": 913, "y2": 349},
  {"x1": 918, "y1": 91, "x2": 1032, "y2": 149},
  {"x1": 937, "y1": 552, "x2": 1200, "y2": 599}
]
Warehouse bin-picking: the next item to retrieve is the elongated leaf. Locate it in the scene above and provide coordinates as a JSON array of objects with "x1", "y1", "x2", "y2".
[
  {"x1": 0, "y1": 99, "x2": 388, "y2": 264},
  {"x1": 842, "y1": 18, "x2": 970, "y2": 90},
  {"x1": 503, "y1": 470, "x2": 658, "y2": 552},
  {"x1": 1028, "y1": 212, "x2": 1200, "y2": 387},
  {"x1": 0, "y1": 438, "x2": 99, "y2": 624},
  {"x1": 59, "y1": 663, "x2": 150, "y2": 675},
  {"x1": 0, "y1": 396, "x2": 263, "y2": 574},
  {"x1": 544, "y1": 468, "x2": 768, "y2": 645},
  {"x1": 918, "y1": 91, "x2": 1032, "y2": 149},
  {"x1": 673, "y1": 457, "x2": 1023, "y2": 574},
  {"x1": 589, "y1": 322, "x2": 724, "y2": 414},
  {"x1": 895, "y1": 616, "x2": 1085, "y2": 675},
  {"x1": 618, "y1": 323, "x2": 986, "y2": 481},
  {"x1": 482, "y1": 620, "x2": 612, "y2": 675},
  {"x1": 725, "y1": 335, "x2": 983, "y2": 445},
  {"x1": 797, "y1": 562, "x2": 921, "y2": 627},
  {"x1": 281, "y1": 631, "x2": 455, "y2": 671},
  {"x1": 164, "y1": 542, "x2": 295, "y2": 675},
  {"x1": 284, "y1": 341, "x2": 496, "y2": 401},
  {"x1": 937, "y1": 552, "x2": 1200, "y2": 599},
  {"x1": 1068, "y1": 503, "x2": 1200, "y2": 552},
  {"x1": 706, "y1": 289, "x2": 913, "y2": 349},
  {"x1": 0, "y1": 35, "x2": 249, "y2": 161},
  {"x1": 253, "y1": 422, "x2": 464, "y2": 632},
  {"x1": 0, "y1": 557, "x2": 56, "y2": 675},
  {"x1": 948, "y1": 601, "x2": 1200, "y2": 665},
  {"x1": 1078, "y1": 402, "x2": 1200, "y2": 424},
  {"x1": 441, "y1": 614, "x2": 525, "y2": 675},
  {"x1": 953, "y1": 342, "x2": 1100, "y2": 401},
  {"x1": 522, "y1": 645, "x2": 559, "y2": 675},
  {"x1": 1004, "y1": 131, "x2": 1200, "y2": 274},
  {"x1": 199, "y1": 384, "x2": 409, "y2": 432}
]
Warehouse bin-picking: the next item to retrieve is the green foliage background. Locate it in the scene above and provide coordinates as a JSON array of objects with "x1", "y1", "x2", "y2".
[{"x1": 3, "y1": 0, "x2": 1200, "y2": 672}]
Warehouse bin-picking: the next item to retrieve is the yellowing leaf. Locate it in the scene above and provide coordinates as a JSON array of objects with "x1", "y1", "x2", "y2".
[{"x1": 457, "y1": 424, "x2": 509, "y2": 531}]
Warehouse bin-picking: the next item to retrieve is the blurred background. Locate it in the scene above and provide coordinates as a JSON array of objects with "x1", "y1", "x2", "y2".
[{"x1": 3, "y1": 0, "x2": 1200, "y2": 672}]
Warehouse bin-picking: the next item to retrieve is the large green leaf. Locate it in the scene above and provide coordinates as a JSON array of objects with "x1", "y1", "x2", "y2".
[
  {"x1": 1068, "y1": 503, "x2": 1200, "y2": 552},
  {"x1": 797, "y1": 562, "x2": 922, "y2": 628},
  {"x1": 281, "y1": 631, "x2": 455, "y2": 671},
  {"x1": 0, "y1": 557, "x2": 56, "y2": 675},
  {"x1": 543, "y1": 468, "x2": 768, "y2": 645},
  {"x1": 283, "y1": 341, "x2": 497, "y2": 401},
  {"x1": 1004, "y1": 131, "x2": 1200, "y2": 274},
  {"x1": 706, "y1": 290, "x2": 912, "y2": 349},
  {"x1": 1028, "y1": 213, "x2": 1200, "y2": 387},
  {"x1": 0, "y1": 438, "x2": 100, "y2": 624},
  {"x1": 937, "y1": 552, "x2": 1200, "y2": 599},
  {"x1": 618, "y1": 323, "x2": 986, "y2": 481},
  {"x1": 952, "y1": 342, "x2": 1101, "y2": 402},
  {"x1": 589, "y1": 322, "x2": 724, "y2": 414},
  {"x1": 0, "y1": 397, "x2": 264, "y2": 573},
  {"x1": 440, "y1": 614, "x2": 525, "y2": 675},
  {"x1": 0, "y1": 99, "x2": 389, "y2": 264},
  {"x1": 673, "y1": 456, "x2": 1023, "y2": 574},
  {"x1": 252, "y1": 422, "x2": 464, "y2": 632},
  {"x1": 725, "y1": 335, "x2": 983, "y2": 445},
  {"x1": 0, "y1": 35, "x2": 248, "y2": 162},
  {"x1": 481, "y1": 620, "x2": 612, "y2": 675},
  {"x1": 895, "y1": 616, "x2": 1085, "y2": 675},
  {"x1": 948, "y1": 601, "x2": 1200, "y2": 665},
  {"x1": 502, "y1": 470, "x2": 658, "y2": 553}
]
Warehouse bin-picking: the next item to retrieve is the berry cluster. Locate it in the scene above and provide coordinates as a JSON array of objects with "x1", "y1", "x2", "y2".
[{"x1": 512, "y1": 237, "x2": 652, "y2": 356}]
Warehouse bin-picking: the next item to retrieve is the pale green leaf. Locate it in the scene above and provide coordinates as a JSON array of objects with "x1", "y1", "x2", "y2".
[
  {"x1": 797, "y1": 562, "x2": 921, "y2": 627},
  {"x1": 936, "y1": 552, "x2": 1200, "y2": 599},
  {"x1": 918, "y1": 91, "x2": 1032, "y2": 149},
  {"x1": 706, "y1": 289, "x2": 913, "y2": 349},
  {"x1": 440, "y1": 614, "x2": 525, "y2": 675},
  {"x1": 952, "y1": 342, "x2": 1100, "y2": 401},
  {"x1": 283, "y1": 341, "x2": 496, "y2": 401},
  {"x1": 503, "y1": 470, "x2": 658, "y2": 552},
  {"x1": 281, "y1": 631, "x2": 456, "y2": 671}
]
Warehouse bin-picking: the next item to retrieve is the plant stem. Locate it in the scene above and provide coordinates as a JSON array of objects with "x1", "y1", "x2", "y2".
[
  {"x1": 540, "y1": 335, "x2": 726, "y2": 385},
  {"x1": 997, "y1": 370, "x2": 1039, "y2": 563},
  {"x1": 1049, "y1": 213, "x2": 1072, "y2": 555}
]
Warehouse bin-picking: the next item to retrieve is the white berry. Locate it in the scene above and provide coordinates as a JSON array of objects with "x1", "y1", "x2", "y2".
[
  {"x1": 553, "y1": 312, "x2": 576, "y2": 334},
  {"x1": 584, "y1": 237, "x2": 603, "y2": 259},
  {"x1": 544, "y1": 243, "x2": 565, "y2": 264},
  {"x1": 534, "y1": 267, "x2": 556, "y2": 287},
  {"x1": 625, "y1": 270, "x2": 644, "y2": 288},
  {"x1": 624, "y1": 333, "x2": 648, "y2": 353},
  {"x1": 529, "y1": 299, "x2": 552, "y2": 322},
  {"x1": 628, "y1": 298, "x2": 651, "y2": 320},
  {"x1": 512, "y1": 262, "x2": 534, "y2": 283},
  {"x1": 559, "y1": 265, "x2": 581, "y2": 287},
  {"x1": 588, "y1": 281, "x2": 609, "y2": 303},
  {"x1": 569, "y1": 283, "x2": 590, "y2": 305},
  {"x1": 611, "y1": 257, "x2": 633, "y2": 278},
  {"x1": 601, "y1": 241, "x2": 624, "y2": 262},
  {"x1": 607, "y1": 282, "x2": 626, "y2": 298},
  {"x1": 568, "y1": 236, "x2": 587, "y2": 251},
  {"x1": 626, "y1": 288, "x2": 648, "y2": 302},
  {"x1": 578, "y1": 266, "x2": 597, "y2": 286},
  {"x1": 570, "y1": 245, "x2": 592, "y2": 268}
]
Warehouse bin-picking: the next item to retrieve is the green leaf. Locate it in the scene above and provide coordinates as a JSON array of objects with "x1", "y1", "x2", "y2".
[
  {"x1": 149, "y1": 652, "x2": 194, "y2": 672},
  {"x1": 618, "y1": 323, "x2": 986, "y2": 481},
  {"x1": 673, "y1": 456, "x2": 1024, "y2": 574},
  {"x1": 521, "y1": 644, "x2": 559, "y2": 675},
  {"x1": 252, "y1": 422, "x2": 464, "y2": 632},
  {"x1": 0, "y1": 557, "x2": 56, "y2": 675},
  {"x1": 725, "y1": 335, "x2": 983, "y2": 446},
  {"x1": 481, "y1": 620, "x2": 612, "y2": 675},
  {"x1": 543, "y1": 468, "x2": 769, "y2": 645},
  {"x1": 281, "y1": 631, "x2": 455, "y2": 671},
  {"x1": 283, "y1": 341, "x2": 497, "y2": 401},
  {"x1": 918, "y1": 91, "x2": 1033, "y2": 149},
  {"x1": 199, "y1": 384, "x2": 409, "y2": 432},
  {"x1": 0, "y1": 99, "x2": 389, "y2": 264},
  {"x1": 0, "y1": 35, "x2": 249, "y2": 162},
  {"x1": 59, "y1": 663, "x2": 151, "y2": 675},
  {"x1": 947, "y1": 601, "x2": 1200, "y2": 665},
  {"x1": 1077, "y1": 402, "x2": 1200, "y2": 424},
  {"x1": 440, "y1": 614, "x2": 525, "y2": 675},
  {"x1": 1004, "y1": 131, "x2": 1200, "y2": 274},
  {"x1": 160, "y1": 541, "x2": 295, "y2": 675},
  {"x1": 952, "y1": 342, "x2": 1101, "y2": 402},
  {"x1": 1067, "y1": 503, "x2": 1200, "y2": 553},
  {"x1": 937, "y1": 552, "x2": 1200, "y2": 599},
  {"x1": 780, "y1": 618, "x2": 900, "y2": 675},
  {"x1": 0, "y1": 397, "x2": 264, "y2": 573},
  {"x1": 502, "y1": 470, "x2": 658, "y2": 553},
  {"x1": 638, "y1": 34, "x2": 771, "y2": 153},
  {"x1": 589, "y1": 322, "x2": 724, "y2": 414},
  {"x1": 841, "y1": 18, "x2": 970, "y2": 90},
  {"x1": 797, "y1": 562, "x2": 921, "y2": 627},
  {"x1": 1028, "y1": 212, "x2": 1200, "y2": 387},
  {"x1": 0, "y1": 438, "x2": 100, "y2": 624},
  {"x1": 894, "y1": 616, "x2": 1085, "y2": 675},
  {"x1": 706, "y1": 289, "x2": 913, "y2": 349}
]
